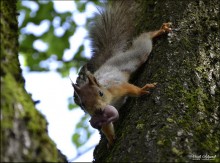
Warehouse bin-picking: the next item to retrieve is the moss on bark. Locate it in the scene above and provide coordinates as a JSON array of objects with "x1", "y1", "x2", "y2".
[
  {"x1": 0, "y1": 0, "x2": 67, "y2": 162},
  {"x1": 93, "y1": 0, "x2": 219, "y2": 162}
]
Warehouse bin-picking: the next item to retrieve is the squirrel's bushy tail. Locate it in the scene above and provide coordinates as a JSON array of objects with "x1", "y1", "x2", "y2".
[
  {"x1": 74, "y1": 1, "x2": 139, "y2": 107},
  {"x1": 87, "y1": 0, "x2": 138, "y2": 72}
]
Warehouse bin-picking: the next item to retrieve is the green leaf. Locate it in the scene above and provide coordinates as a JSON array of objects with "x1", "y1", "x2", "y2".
[
  {"x1": 71, "y1": 114, "x2": 93, "y2": 148},
  {"x1": 72, "y1": 133, "x2": 82, "y2": 148},
  {"x1": 75, "y1": 0, "x2": 86, "y2": 12},
  {"x1": 68, "y1": 103, "x2": 78, "y2": 110},
  {"x1": 36, "y1": 1, "x2": 54, "y2": 23},
  {"x1": 68, "y1": 97, "x2": 79, "y2": 110},
  {"x1": 60, "y1": 12, "x2": 72, "y2": 25}
]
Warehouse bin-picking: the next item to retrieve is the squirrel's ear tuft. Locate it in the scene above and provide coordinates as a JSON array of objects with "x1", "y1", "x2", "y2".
[{"x1": 69, "y1": 76, "x2": 81, "y2": 92}]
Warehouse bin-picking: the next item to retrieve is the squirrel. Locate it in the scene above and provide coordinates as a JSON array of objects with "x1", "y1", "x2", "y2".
[{"x1": 71, "y1": 1, "x2": 172, "y2": 147}]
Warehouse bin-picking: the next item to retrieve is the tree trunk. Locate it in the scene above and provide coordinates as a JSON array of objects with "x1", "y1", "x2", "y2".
[
  {"x1": 0, "y1": 0, "x2": 67, "y2": 162},
  {"x1": 94, "y1": 0, "x2": 219, "y2": 162}
]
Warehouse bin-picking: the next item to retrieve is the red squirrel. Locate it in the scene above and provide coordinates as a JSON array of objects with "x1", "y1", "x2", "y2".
[{"x1": 71, "y1": 1, "x2": 172, "y2": 147}]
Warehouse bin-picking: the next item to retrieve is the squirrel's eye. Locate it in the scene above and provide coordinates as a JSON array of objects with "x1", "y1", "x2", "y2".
[{"x1": 99, "y1": 91, "x2": 104, "y2": 97}]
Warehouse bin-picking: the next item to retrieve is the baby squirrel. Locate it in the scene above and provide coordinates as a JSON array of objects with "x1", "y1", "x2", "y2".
[{"x1": 71, "y1": 1, "x2": 172, "y2": 147}]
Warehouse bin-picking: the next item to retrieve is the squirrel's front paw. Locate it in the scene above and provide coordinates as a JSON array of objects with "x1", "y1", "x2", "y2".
[
  {"x1": 160, "y1": 22, "x2": 172, "y2": 33},
  {"x1": 140, "y1": 83, "x2": 157, "y2": 95},
  {"x1": 142, "y1": 82, "x2": 157, "y2": 90}
]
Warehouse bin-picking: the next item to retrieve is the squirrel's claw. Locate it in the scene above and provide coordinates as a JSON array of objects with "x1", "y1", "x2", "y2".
[
  {"x1": 140, "y1": 83, "x2": 157, "y2": 95},
  {"x1": 142, "y1": 83, "x2": 157, "y2": 90}
]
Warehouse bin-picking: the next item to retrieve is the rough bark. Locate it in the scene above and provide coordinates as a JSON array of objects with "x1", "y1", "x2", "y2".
[
  {"x1": 94, "y1": 0, "x2": 219, "y2": 162},
  {"x1": 0, "y1": 0, "x2": 67, "y2": 162}
]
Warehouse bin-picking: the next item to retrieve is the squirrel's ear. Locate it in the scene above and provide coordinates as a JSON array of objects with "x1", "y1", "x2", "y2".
[
  {"x1": 93, "y1": 76, "x2": 101, "y2": 87},
  {"x1": 86, "y1": 71, "x2": 101, "y2": 87}
]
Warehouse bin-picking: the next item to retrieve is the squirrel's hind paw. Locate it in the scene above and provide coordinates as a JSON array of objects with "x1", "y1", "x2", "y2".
[{"x1": 107, "y1": 136, "x2": 116, "y2": 149}]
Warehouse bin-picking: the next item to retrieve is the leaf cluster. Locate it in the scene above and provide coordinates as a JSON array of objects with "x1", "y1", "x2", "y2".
[{"x1": 18, "y1": 0, "x2": 99, "y2": 76}]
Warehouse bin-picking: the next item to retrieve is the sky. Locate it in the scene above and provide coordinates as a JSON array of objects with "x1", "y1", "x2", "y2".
[{"x1": 19, "y1": 1, "x2": 100, "y2": 162}]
